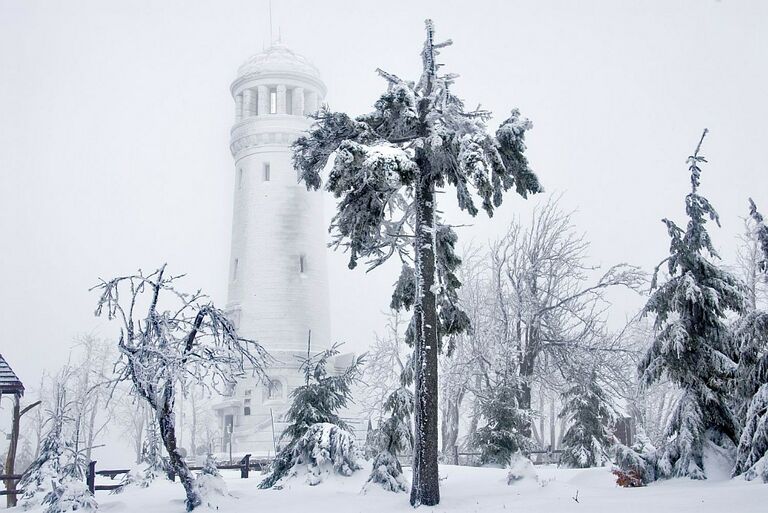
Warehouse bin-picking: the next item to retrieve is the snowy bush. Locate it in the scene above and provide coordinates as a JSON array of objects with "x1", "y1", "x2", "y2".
[
  {"x1": 614, "y1": 431, "x2": 657, "y2": 486},
  {"x1": 262, "y1": 423, "x2": 361, "y2": 488},
  {"x1": 43, "y1": 477, "x2": 98, "y2": 513},
  {"x1": 363, "y1": 451, "x2": 409, "y2": 493},
  {"x1": 193, "y1": 453, "x2": 228, "y2": 506},
  {"x1": 506, "y1": 452, "x2": 538, "y2": 485}
]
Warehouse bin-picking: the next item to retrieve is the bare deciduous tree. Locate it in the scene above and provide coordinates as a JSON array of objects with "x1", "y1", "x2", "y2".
[{"x1": 92, "y1": 264, "x2": 268, "y2": 511}]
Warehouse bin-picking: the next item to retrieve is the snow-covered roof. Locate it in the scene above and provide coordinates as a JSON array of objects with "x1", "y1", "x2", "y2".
[
  {"x1": 237, "y1": 43, "x2": 322, "y2": 81},
  {"x1": 0, "y1": 353, "x2": 24, "y2": 396}
]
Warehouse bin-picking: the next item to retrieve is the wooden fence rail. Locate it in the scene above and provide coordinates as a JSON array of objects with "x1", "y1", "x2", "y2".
[
  {"x1": 86, "y1": 455, "x2": 269, "y2": 494},
  {"x1": 0, "y1": 475, "x2": 23, "y2": 498}
]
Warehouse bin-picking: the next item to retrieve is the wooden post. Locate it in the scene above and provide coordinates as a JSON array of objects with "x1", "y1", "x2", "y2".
[
  {"x1": 240, "y1": 454, "x2": 250, "y2": 479},
  {"x1": 87, "y1": 461, "x2": 96, "y2": 494},
  {"x1": 4, "y1": 396, "x2": 40, "y2": 507}
]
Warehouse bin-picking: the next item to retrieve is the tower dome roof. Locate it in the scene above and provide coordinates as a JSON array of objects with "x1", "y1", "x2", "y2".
[{"x1": 236, "y1": 43, "x2": 322, "y2": 81}]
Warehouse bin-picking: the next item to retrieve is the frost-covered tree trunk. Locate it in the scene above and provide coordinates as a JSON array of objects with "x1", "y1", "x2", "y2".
[
  {"x1": 411, "y1": 168, "x2": 440, "y2": 505},
  {"x1": 157, "y1": 387, "x2": 199, "y2": 508}
]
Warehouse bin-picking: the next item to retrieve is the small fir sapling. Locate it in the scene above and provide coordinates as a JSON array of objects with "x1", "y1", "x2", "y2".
[
  {"x1": 613, "y1": 429, "x2": 658, "y2": 486},
  {"x1": 558, "y1": 370, "x2": 617, "y2": 469},
  {"x1": 259, "y1": 344, "x2": 364, "y2": 488},
  {"x1": 364, "y1": 386, "x2": 414, "y2": 493},
  {"x1": 471, "y1": 374, "x2": 532, "y2": 467}
]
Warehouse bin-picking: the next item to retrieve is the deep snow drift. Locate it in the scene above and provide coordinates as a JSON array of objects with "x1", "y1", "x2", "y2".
[{"x1": 15, "y1": 461, "x2": 766, "y2": 513}]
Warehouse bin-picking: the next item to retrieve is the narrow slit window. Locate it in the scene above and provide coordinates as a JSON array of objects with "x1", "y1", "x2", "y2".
[
  {"x1": 233, "y1": 258, "x2": 239, "y2": 281},
  {"x1": 269, "y1": 88, "x2": 277, "y2": 114},
  {"x1": 237, "y1": 168, "x2": 243, "y2": 189},
  {"x1": 263, "y1": 162, "x2": 271, "y2": 182},
  {"x1": 299, "y1": 255, "x2": 306, "y2": 274}
]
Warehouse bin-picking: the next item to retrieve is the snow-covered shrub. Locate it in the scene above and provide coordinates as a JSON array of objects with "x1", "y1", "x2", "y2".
[
  {"x1": 193, "y1": 453, "x2": 227, "y2": 506},
  {"x1": 613, "y1": 430, "x2": 657, "y2": 485},
  {"x1": 43, "y1": 477, "x2": 98, "y2": 513},
  {"x1": 506, "y1": 452, "x2": 538, "y2": 485},
  {"x1": 199, "y1": 454, "x2": 221, "y2": 477},
  {"x1": 363, "y1": 451, "x2": 409, "y2": 493},
  {"x1": 294, "y1": 423, "x2": 361, "y2": 485},
  {"x1": 259, "y1": 345, "x2": 363, "y2": 489},
  {"x1": 263, "y1": 423, "x2": 362, "y2": 488}
]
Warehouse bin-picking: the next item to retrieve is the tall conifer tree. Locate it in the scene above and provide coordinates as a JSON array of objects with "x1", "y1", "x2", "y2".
[
  {"x1": 292, "y1": 20, "x2": 540, "y2": 505},
  {"x1": 638, "y1": 129, "x2": 745, "y2": 479}
]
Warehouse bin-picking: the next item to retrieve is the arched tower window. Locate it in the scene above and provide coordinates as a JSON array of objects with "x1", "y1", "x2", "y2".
[{"x1": 264, "y1": 379, "x2": 283, "y2": 401}]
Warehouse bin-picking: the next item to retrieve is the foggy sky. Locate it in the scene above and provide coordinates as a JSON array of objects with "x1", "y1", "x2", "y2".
[{"x1": 1, "y1": 0, "x2": 767, "y2": 402}]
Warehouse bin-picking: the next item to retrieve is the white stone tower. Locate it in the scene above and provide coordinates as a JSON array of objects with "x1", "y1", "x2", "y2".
[{"x1": 214, "y1": 44, "x2": 337, "y2": 456}]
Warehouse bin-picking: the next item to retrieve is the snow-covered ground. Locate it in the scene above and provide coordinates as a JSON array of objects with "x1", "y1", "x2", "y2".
[{"x1": 23, "y1": 462, "x2": 765, "y2": 513}]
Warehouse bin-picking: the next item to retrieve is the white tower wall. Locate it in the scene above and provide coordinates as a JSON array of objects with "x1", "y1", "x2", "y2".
[
  {"x1": 226, "y1": 47, "x2": 330, "y2": 354},
  {"x1": 214, "y1": 45, "x2": 339, "y2": 457}
]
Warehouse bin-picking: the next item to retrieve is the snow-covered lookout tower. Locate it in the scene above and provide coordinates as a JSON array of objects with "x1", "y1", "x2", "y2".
[{"x1": 214, "y1": 43, "x2": 341, "y2": 456}]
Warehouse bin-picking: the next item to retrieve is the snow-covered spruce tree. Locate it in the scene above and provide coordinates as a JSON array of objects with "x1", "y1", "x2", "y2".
[
  {"x1": 194, "y1": 454, "x2": 226, "y2": 505},
  {"x1": 558, "y1": 370, "x2": 617, "y2": 468},
  {"x1": 93, "y1": 265, "x2": 269, "y2": 511},
  {"x1": 471, "y1": 373, "x2": 531, "y2": 467},
  {"x1": 731, "y1": 199, "x2": 768, "y2": 482},
  {"x1": 43, "y1": 440, "x2": 97, "y2": 513},
  {"x1": 638, "y1": 129, "x2": 745, "y2": 480},
  {"x1": 259, "y1": 344, "x2": 364, "y2": 488},
  {"x1": 292, "y1": 20, "x2": 540, "y2": 506},
  {"x1": 365, "y1": 386, "x2": 414, "y2": 493}
]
